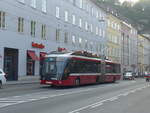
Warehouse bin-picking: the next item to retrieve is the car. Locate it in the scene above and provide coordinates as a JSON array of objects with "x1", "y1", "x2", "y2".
[
  {"x1": 123, "y1": 72, "x2": 134, "y2": 80},
  {"x1": 0, "y1": 69, "x2": 6, "y2": 88}
]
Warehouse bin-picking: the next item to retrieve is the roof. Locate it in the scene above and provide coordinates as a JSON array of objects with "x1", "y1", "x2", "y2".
[{"x1": 45, "y1": 52, "x2": 120, "y2": 64}]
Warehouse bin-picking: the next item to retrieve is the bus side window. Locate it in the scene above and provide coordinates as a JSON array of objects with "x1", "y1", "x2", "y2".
[
  {"x1": 63, "y1": 67, "x2": 70, "y2": 80},
  {"x1": 98, "y1": 63, "x2": 101, "y2": 73},
  {"x1": 62, "y1": 60, "x2": 73, "y2": 80}
]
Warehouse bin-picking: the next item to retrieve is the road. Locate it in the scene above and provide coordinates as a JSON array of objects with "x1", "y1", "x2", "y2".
[{"x1": 0, "y1": 79, "x2": 150, "y2": 113}]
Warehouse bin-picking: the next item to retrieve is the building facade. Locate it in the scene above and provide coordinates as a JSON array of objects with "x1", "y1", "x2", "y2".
[
  {"x1": 143, "y1": 36, "x2": 150, "y2": 72},
  {"x1": 129, "y1": 27, "x2": 138, "y2": 74},
  {"x1": 106, "y1": 12, "x2": 121, "y2": 64},
  {"x1": 139, "y1": 35, "x2": 150, "y2": 73},
  {"x1": 120, "y1": 21, "x2": 131, "y2": 73},
  {"x1": 137, "y1": 35, "x2": 145, "y2": 75},
  {"x1": 0, "y1": 0, "x2": 107, "y2": 80}
]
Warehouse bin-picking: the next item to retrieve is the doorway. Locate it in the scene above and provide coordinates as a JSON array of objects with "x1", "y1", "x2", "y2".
[
  {"x1": 27, "y1": 50, "x2": 39, "y2": 76},
  {"x1": 4, "y1": 48, "x2": 18, "y2": 81}
]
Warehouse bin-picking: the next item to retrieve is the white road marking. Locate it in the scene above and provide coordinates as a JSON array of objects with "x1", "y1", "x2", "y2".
[
  {"x1": 69, "y1": 84, "x2": 150, "y2": 113},
  {"x1": 129, "y1": 90, "x2": 136, "y2": 93},
  {"x1": 108, "y1": 97, "x2": 118, "y2": 101},
  {"x1": 0, "y1": 81, "x2": 146, "y2": 109},
  {"x1": 121, "y1": 92, "x2": 130, "y2": 96},
  {"x1": 91, "y1": 103, "x2": 103, "y2": 108},
  {"x1": 0, "y1": 88, "x2": 107, "y2": 108}
]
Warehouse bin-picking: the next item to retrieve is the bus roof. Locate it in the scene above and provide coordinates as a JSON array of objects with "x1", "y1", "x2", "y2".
[{"x1": 45, "y1": 52, "x2": 119, "y2": 64}]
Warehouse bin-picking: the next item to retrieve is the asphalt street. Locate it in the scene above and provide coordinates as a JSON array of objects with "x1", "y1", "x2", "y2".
[{"x1": 0, "y1": 79, "x2": 150, "y2": 113}]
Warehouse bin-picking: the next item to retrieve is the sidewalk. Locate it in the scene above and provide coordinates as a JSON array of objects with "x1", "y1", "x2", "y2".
[{"x1": 6, "y1": 76, "x2": 40, "y2": 85}]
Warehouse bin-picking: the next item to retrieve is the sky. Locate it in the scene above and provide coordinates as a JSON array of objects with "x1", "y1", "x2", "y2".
[{"x1": 119, "y1": 0, "x2": 140, "y2": 3}]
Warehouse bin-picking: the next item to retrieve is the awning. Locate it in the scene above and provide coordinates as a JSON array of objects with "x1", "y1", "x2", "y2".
[
  {"x1": 40, "y1": 52, "x2": 47, "y2": 60},
  {"x1": 27, "y1": 51, "x2": 39, "y2": 61},
  {"x1": 40, "y1": 52, "x2": 46, "y2": 57}
]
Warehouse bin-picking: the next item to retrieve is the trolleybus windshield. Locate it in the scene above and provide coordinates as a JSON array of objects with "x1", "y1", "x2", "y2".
[{"x1": 42, "y1": 57, "x2": 67, "y2": 80}]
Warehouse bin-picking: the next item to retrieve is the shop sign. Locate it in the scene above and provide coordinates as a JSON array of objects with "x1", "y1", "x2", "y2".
[
  {"x1": 32, "y1": 42, "x2": 45, "y2": 49},
  {"x1": 58, "y1": 47, "x2": 66, "y2": 52}
]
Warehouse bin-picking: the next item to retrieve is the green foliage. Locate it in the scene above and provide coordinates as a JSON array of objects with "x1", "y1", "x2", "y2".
[{"x1": 97, "y1": 0, "x2": 150, "y2": 33}]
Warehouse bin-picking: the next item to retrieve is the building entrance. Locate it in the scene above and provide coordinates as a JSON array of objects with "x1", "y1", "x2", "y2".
[
  {"x1": 27, "y1": 50, "x2": 39, "y2": 76},
  {"x1": 4, "y1": 48, "x2": 18, "y2": 81}
]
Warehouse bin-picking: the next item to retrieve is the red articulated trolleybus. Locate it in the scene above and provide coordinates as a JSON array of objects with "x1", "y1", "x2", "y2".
[{"x1": 40, "y1": 51, "x2": 121, "y2": 87}]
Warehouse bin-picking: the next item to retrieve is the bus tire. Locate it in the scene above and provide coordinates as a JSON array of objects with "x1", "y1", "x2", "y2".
[
  {"x1": 96, "y1": 77, "x2": 100, "y2": 84},
  {"x1": 113, "y1": 77, "x2": 116, "y2": 83},
  {"x1": 75, "y1": 78, "x2": 80, "y2": 86},
  {"x1": 146, "y1": 78, "x2": 149, "y2": 82},
  {"x1": 0, "y1": 81, "x2": 2, "y2": 89}
]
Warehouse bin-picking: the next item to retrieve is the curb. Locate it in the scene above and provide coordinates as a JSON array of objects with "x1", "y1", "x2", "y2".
[
  {"x1": 5, "y1": 81, "x2": 39, "y2": 86},
  {"x1": 5, "y1": 76, "x2": 40, "y2": 86}
]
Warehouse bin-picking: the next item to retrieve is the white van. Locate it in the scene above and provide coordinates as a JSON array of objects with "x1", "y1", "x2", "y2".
[
  {"x1": 0, "y1": 69, "x2": 6, "y2": 88},
  {"x1": 123, "y1": 72, "x2": 134, "y2": 80}
]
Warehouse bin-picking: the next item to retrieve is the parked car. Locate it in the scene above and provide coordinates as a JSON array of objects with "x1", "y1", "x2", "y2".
[
  {"x1": 123, "y1": 72, "x2": 134, "y2": 80},
  {"x1": 0, "y1": 69, "x2": 6, "y2": 88}
]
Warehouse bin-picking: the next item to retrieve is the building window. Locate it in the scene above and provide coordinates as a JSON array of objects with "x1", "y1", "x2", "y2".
[
  {"x1": 65, "y1": 11, "x2": 68, "y2": 22},
  {"x1": 18, "y1": 17, "x2": 24, "y2": 33},
  {"x1": 79, "y1": 0, "x2": 83, "y2": 8},
  {"x1": 72, "y1": 35, "x2": 76, "y2": 46},
  {"x1": 90, "y1": 24, "x2": 93, "y2": 33},
  {"x1": 118, "y1": 24, "x2": 120, "y2": 31},
  {"x1": 85, "y1": 3, "x2": 89, "y2": 12},
  {"x1": 0, "y1": 11, "x2": 6, "y2": 29},
  {"x1": 31, "y1": 0, "x2": 36, "y2": 8},
  {"x1": 90, "y1": 42, "x2": 93, "y2": 51},
  {"x1": 79, "y1": 38, "x2": 82, "y2": 47},
  {"x1": 96, "y1": 11, "x2": 99, "y2": 19},
  {"x1": 102, "y1": 30, "x2": 105, "y2": 37},
  {"x1": 64, "y1": 32, "x2": 68, "y2": 44},
  {"x1": 73, "y1": 0, "x2": 76, "y2": 6},
  {"x1": 99, "y1": 29, "x2": 102, "y2": 37},
  {"x1": 91, "y1": 7, "x2": 94, "y2": 16},
  {"x1": 41, "y1": 24, "x2": 46, "y2": 40},
  {"x1": 79, "y1": 18, "x2": 82, "y2": 28},
  {"x1": 56, "y1": 7, "x2": 60, "y2": 18},
  {"x1": 56, "y1": 29, "x2": 60, "y2": 42},
  {"x1": 31, "y1": 21, "x2": 36, "y2": 37},
  {"x1": 18, "y1": 0, "x2": 25, "y2": 3},
  {"x1": 85, "y1": 21, "x2": 88, "y2": 31},
  {"x1": 96, "y1": 27, "x2": 98, "y2": 35},
  {"x1": 107, "y1": 20, "x2": 110, "y2": 27},
  {"x1": 85, "y1": 40, "x2": 88, "y2": 49},
  {"x1": 42, "y1": 0, "x2": 47, "y2": 13},
  {"x1": 72, "y1": 15, "x2": 76, "y2": 25}
]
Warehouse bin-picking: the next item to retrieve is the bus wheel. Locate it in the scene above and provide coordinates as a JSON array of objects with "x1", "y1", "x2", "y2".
[
  {"x1": 113, "y1": 77, "x2": 116, "y2": 83},
  {"x1": 146, "y1": 78, "x2": 149, "y2": 82},
  {"x1": 75, "y1": 79, "x2": 80, "y2": 86},
  {"x1": 0, "y1": 81, "x2": 2, "y2": 89},
  {"x1": 96, "y1": 77, "x2": 100, "y2": 84}
]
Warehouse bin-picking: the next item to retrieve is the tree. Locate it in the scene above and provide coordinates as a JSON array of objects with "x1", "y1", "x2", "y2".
[{"x1": 97, "y1": 0, "x2": 150, "y2": 33}]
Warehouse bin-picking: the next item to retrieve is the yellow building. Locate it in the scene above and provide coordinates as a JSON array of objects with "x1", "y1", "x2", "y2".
[
  {"x1": 137, "y1": 35, "x2": 145, "y2": 74},
  {"x1": 106, "y1": 13, "x2": 122, "y2": 63}
]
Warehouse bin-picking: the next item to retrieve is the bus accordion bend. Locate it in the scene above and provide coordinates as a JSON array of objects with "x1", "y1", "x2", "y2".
[{"x1": 40, "y1": 51, "x2": 121, "y2": 87}]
